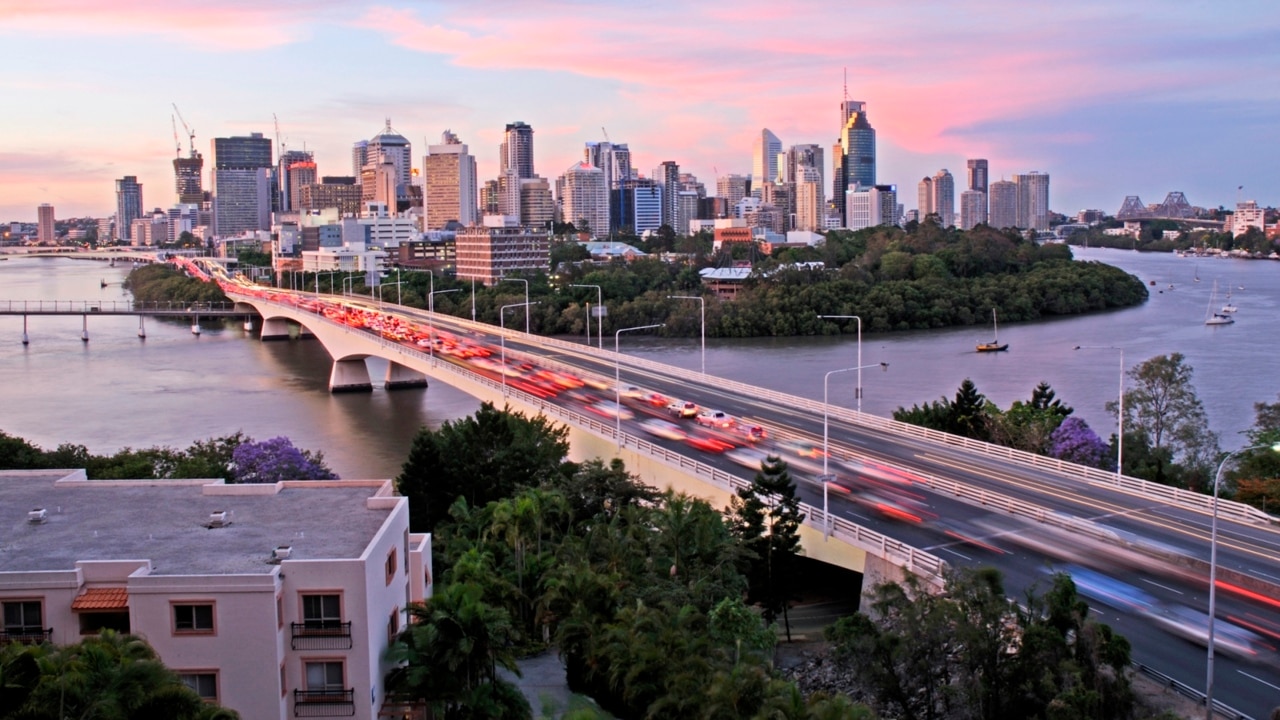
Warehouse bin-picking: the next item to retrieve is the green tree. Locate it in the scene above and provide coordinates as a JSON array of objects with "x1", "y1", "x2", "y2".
[
  {"x1": 235, "y1": 248, "x2": 271, "y2": 267},
  {"x1": 729, "y1": 455, "x2": 805, "y2": 640},
  {"x1": 1110, "y1": 353, "x2": 1219, "y2": 488},
  {"x1": 950, "y1": 378, "x2": 991, "y2": 441}
]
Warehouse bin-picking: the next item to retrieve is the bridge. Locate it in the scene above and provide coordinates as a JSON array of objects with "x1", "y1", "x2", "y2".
[{"x1": 0, "y1": 300, "x2": 257, "y2": 343}]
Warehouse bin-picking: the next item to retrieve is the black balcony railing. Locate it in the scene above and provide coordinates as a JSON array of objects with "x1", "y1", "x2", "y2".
[
  {"x1": 290, "y1": 621, "x2": 353, "y2": 650},
  {"x1": 293, "y1": 688, "x2": 355, "y2": 717},
  {"x1": 0, "y1": 627, "x2": 52, "y2": 645}
]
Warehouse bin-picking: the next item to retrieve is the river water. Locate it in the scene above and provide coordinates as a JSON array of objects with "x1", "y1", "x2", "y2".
[{"x1": 0, "y1": 248, "x2": 1274, "y2": 478}]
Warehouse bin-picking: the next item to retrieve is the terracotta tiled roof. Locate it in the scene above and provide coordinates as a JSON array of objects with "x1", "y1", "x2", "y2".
[{"x1": 71, "y1": 587, "x2": 129, "y2": 611}]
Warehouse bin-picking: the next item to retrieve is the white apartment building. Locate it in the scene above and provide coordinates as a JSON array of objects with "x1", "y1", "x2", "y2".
[
  {"x1": 1231, "y1": 200, "x2": 1265, "y2": 237},
  {"x1": 0, "y1": 470, "x2": 432, "y2": 720}
]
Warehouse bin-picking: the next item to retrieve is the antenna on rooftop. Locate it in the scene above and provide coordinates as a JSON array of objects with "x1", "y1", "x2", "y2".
[{"x1": 843, "y1": 66, "x2": 848, "y2": 105}]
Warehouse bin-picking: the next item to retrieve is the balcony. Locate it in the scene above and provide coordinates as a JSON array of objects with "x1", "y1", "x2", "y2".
[
  {"x1": 294, "y1": 688, "x2": 355, "y2": 717},
  {"x1": 1, "y1": 627, "x2": 52, "y2": 645},
  {"x1": 291, "y1": 621, "x2": 353, "y2": 650}
]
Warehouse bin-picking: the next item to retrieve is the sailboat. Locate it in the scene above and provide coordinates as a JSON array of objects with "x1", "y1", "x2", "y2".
[
  {"x1": 1205, "y1": 280, "x2": 1234, "y2": 325},
  {"x1": 976, "y1": 308, "x2": 1009, "y2": 352},
  {"x1": 1221, "y1": 289, "x2": 1238, "y2": 314}
]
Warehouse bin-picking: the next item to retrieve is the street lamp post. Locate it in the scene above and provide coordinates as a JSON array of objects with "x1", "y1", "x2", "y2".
[
  {"x1": 499, "y1": 301, "x2": 539, "y2": 396},
  {"x1": 615, "y1": 324, "x2": 664, "y2": 447},
  {"x1": 342, "y1": 276, "x2": 355, "y2": 296},
  {"x1": 502, "y1": 277, "x2": 530, "y2": 334},
  {"x1": 1206, "y1": 442, "x2": 1280, "y2": 718},
  {"x1": 668, "y1": 295, "x2": 705, "y2": 375},
  {"x1": 571, "y1": 283, "x2": 604, "y2": 350},
  {"x1": 818, "y1": 315, "x2": 864, "y2": 412},
  {"x1": 1075, "y1": 345, "x2": 1124, "y2": 480},
  {"x1": 821, "y1": 362, "x2": 889, "y2": 537}
]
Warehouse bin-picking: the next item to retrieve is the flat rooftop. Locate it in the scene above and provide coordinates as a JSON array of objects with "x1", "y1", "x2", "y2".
[{"x1": 0, "y1": 471, "x2": 395, "y2": 576}]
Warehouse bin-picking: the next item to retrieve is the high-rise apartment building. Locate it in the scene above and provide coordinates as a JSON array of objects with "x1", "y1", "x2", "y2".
[
  {"x1": 276, "y1": 150, "x2": 314, "y2": 213},
  {"x1": 211, "y1": 133, "x2": 272, "y2": 237},
  {"x1": 424, "y1": 130, "x2": 478, "y2": 230},
  {"x1": 932, "y1": 169, "x2": 955, "y2": 228},
  {"x1": 1232, "y1": 200, "x2": 1265, "y2": 237},
  {"x1": 519, "y1": 177, "x2": 555, "y2": 230},
  {"x1": 36, "y1": 204, "x2": 55, "y2": 243},
  {"x1": 988, "y1": 180, "x2": 1018, "y2": 229},
  {"x1": 559, "y1": 162, "x2": 608, "y2": 237},
  {"x1": 115, "y1": 176, "x2": 143, "y2": 242},
  {"x1": 833, "y1": 100, "x2": 876, "y2": 220},
  {"x1": 966, "y1": 159, "x2": 989, "y2": 194},
  {"x1": 1014, "y1": 171, "x2": 1050, "y2": 231},
  {"x1": 173, "y1": 154, "x2": 204, "y2": 205},
  {"x1": 351, "y1": 140, "x2": 369, "y2": 177},
  {"x1": 845, "y1": 184, "x2": 897, "y2": 231},
  {"x1": 500, "y1": 122, "x2": 535, "y2": 180},
  {"x1": 917, "y1": 177, "x2": 933, "y2": 221},
  {"x1": 365, "y1": 120, "x2": 412, "y2": 202},
  {"x1": 676, "y1": 190, "x2": 700, "y2": 236},
  {"x1": 584, "y1": 142, "x2": 632, "y2": 192},
  {"x1": 716, "y1": 175, "x2": 748, "y2": 216},
  {"x1": 656, "y1": 161, "x2": 680, "y2": 229},
  {"x1": 960, "y1": 190, "x2": 987, "y2": 231},
  {"x1": 752, "y1": 129, "x2": 783, "y2": 193},
  {"x1": 795, "y1": 167, "x2": 824, "y2": 232}
]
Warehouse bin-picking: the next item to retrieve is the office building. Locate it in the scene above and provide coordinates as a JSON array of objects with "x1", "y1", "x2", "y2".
[
  {"x1": 174, "y1": 154, "x2": 204, "y2": 205},
  {"x1": 752, "y1": 129, "x2": 782, "y2": 193},
  {"x1": 584, "y1": 141, "x2": 632, "y2": 192},
  {"x1": 931, "y1": 169, "x2": 955, "y2": 228},
  {"x1": 424, "y1": 130, "x2": 478, "y2": 230},
  {"x1": 351, "y1": 140, "x2": 369, "y2": 177},
  {"x1": 0, "y1": 470, "x2": 431, "y2": 720},
  {"x1": 716, "y1": 174, "x2": 749, "y2": 216},
  {"x1": 675, "y1": 190, "x2": 700, "y2": 236},
  {"x1": 832, "y1": 100, "x2": 876, "y2": 219},
  {"x1": 211, "y1": 133, "x2": 273, "y2": 237},
  {"x1": 612, "y1": 178, "x2": 663, "y2": 236},
  {"x1": 966, "y1": 159, "x2": 989, "y2": 194},
  {"x1": 277, "y1": 150, "x2": 314, "y2": 213},
  {"x1": 37, "y1": 204, "x2": 55, "y2": 243},
  {"x1": 656, "y1": 161, "x2": 680, "y2": 229},
  {"x1": 365, "y1": 120, "x2": 412, "y2": 202},
  {"x1": 519, "y1": 177, "x2": 555, "y2": 230},
  {"x1": 845, "y1": 184, "x2": 897, "y2": 231},
  {"x1": 1014, "y1": 171, "x2": 1051, "y2": 232},
  {"x1": 500, "y1": 121, "x2": 535, "y2": 180},
  {"x1": 361, "y1": 159, "x2": 398, "y2": 209},
  {"x1": 795, "y1": 167, "x2": 824, "y2": 232},
  {"x1": 115, "y1": 176, "x2": 144, "y2": 242},
  {"x1": 917, "y1": 176, "x2": 933, "y2": 221},
  {"x1": 559, "y1": 161, "x2": 608, "y2": 237},
  {"x1": 300, "y1": 177, "x2": 363, "y2": 217},
  {"x1": 960, "y1": 190, "x2": 988, "y2": 230},
  {"x1": 988, "y1": 180, "x2": 1018, "y2": 229},
  {"x1": 456, "y1": 218, "x2": 550, "y2": 285}
]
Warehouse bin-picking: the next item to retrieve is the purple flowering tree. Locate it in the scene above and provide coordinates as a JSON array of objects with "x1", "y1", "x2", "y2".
[
  {"x1": 1048, "y1": 417, "x2": 1110, "y2": 469},
  {"x1": 230, "y1": 436, "x2": 338, "y2": 483}
]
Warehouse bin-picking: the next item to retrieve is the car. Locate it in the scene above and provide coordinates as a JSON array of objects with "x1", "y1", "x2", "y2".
[
  {"x1": 695, "y1": 410, "x2": 734, "y2": 428},
  {"x1": 638, "y1": 418, "x2": 687, "y2": 441},
  {"x1": 726, "y1": 446, "x2": 768, "y2": 471},
  {"x1": 668, "y1": 400, "x2": 699, "y2": 418},
  {"x1": 685, "y1": 432, "x2": 735, "y2": 453},
  {"x1": 620, "y1": 385, "x2": 645, "y2": 400},
  {"x1": 585, "y1": 401, "x2": 634, "y2": 421},
  {"x1": 736, "y1": 424, "x2": 767, "y2": 442}
]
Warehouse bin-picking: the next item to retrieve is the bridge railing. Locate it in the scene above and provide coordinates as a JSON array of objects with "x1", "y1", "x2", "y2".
[
  {"x1": 0, "y1": 300, "x2": 244, "y2": 314},
  {"x1": 236, "y1": 293, "x2": 949, "y2": 587}
]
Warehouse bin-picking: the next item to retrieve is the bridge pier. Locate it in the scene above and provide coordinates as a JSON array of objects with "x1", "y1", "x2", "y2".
[
  {"x1": 260, "y1": 318, "x2": 291, "y2": 341},
  {"x1": 858, "y1": 553, "x2": 916, "y2": 615},
  {"x1": 329, "y1": 358, "x2": 373, "y2": 393},
  {"x1": 384, "y1": 362, "x2": 428, "y2": 390}
]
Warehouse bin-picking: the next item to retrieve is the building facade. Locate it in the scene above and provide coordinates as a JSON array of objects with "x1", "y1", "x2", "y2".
[
  {"x1": 656, "y1": 161, "x2": 680, "y2": 230},
  {"x1": 519, "y1": 177, "x2": 555, "y2": 230},
  {"x1": 174, "y1": 155, "x2": 204, "y2": 205},
  {"x1": 300, "y1": 178, "x2": 363, "y2": 217},
  {"x1": 455, "y1": 221, "x2": 550, "y2": 285},
  {"x1": 424, "y1": 130, "x2": 478, "y2": 230},
  {"x1": 833, "y1": 100, "x2": 876, "y2": 220},
  {"x1": 960, "y1": 190, "x2": 988, "y2": 231},
  {"x1": 36, "y1": 204, "x2": 55, "y2": 243},
  {"x1": 365, "y1": 120, "x2": 412, "y2": 202},
  {"x1": 0, "y1": 471, "x2": 432, "y2": 720},
  {"x1": 559, "y1": 162, "x2": 609, "y2": 237},
  {"x1": 716, "y1": 175, "x2": 748, "y2": 217},
  {"x1": 988, "y1": 180, "x2": 1018, "y2": 229},
  {"x1": 276, "y1": 150, "x2": 314, "y2": 213},
  {"x1": 1014, "y1": 171, "x2": 1051, "y2": 232},
  {"x1": 584, "y1": 141, "x2": 632, "y2": 193},
  {"x1": 212, "y1": 133, "x2": 273, "y2": 237},
  {"x1": 752, "y1": 129, "x2": 782, "y2": 193},
  {"x1": 931, "y1": 169, "x2": 955, "y2": 228},
  {"x1": 845, "y1": 184, "x2": 897, "y2": 231},
  {"x1": 500, "y1": 122, "x2": 535, "y2": 180},
  {"x1": 115, "y1": 177, "x2": 144, "y2": 242}
]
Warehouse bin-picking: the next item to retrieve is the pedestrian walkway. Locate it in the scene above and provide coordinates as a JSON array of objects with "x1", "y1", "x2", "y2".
[{"x1": 504, "y1": 650, "x2": 612, "y2": 719}]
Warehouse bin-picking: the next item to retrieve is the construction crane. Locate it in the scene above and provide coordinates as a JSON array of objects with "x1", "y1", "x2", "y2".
[
  {"x1": 172, "y1": 103, "x2": 196, "y2": 157},
  {"x1": 170, "y1": 115, "x2": 182, "y2": 158},
  {"x1": 274, "y1": 113, "x2": 285, "y2": 155},
  {"x1": 601, "y1": 126, "x2": 610, "y2": 143}
]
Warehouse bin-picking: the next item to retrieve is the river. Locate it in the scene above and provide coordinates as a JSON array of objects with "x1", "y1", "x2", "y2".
[{"x1": 1, "y1": 248, "x2": 1274, "y2": 479}]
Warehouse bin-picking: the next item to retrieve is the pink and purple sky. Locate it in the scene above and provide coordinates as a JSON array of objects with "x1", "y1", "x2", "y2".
[{"x1": 2, "y1": 0, "x2": 1276, "y2": 222}]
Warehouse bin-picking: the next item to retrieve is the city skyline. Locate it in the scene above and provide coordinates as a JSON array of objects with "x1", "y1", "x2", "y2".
[{"x1": 1, "y1": 0, "x2": 1277, "y2": 220}]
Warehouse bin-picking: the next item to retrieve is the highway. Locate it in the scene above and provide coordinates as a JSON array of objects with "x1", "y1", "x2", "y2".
[{"x1": 188, "y1": 259, "x2": 1279, "y2": 718}]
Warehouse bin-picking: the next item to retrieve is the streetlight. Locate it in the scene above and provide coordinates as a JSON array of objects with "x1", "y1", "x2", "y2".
[
  {"x1": 571, "y1": 283, "x2": 604, "y2": 350},
  {"x1": 668, "y1": 295, "x2": 705, "y2": 375},
  {"x1": 428, "y1": 288, "x2": 461, "y2": 359},
  {"x1": 821, "y1": 362, "x2": 889, "y2": 537},
  {"x1": 502, "y1": 277, "x2": 530, "y2": 334},
  {"x1": 342, "y1": 276, "x2": 355, "y2": 296},
  {"x1": 615, "y1": 324, "x2": 664, "y2": 447},
  {"x1": 1205, "y1": 441, "x2": 1280, "y2": 718},
  {"x1": 818, "y1": 315, "x2": 864, "y2": 412},
  {"x1": 1074, "y1": 345, "x2": 1124, "y2": 480},
  {"x1": 499, "y1": 301, "x2": 539, "y2": 395}
]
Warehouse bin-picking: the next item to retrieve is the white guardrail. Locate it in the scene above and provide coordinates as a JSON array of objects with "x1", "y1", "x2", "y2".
[{"x1": 232, "y1": 292, "x2": 950, "y2": 586}]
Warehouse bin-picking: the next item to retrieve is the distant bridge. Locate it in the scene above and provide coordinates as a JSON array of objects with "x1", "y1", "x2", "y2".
[{"x1": 1115, "y1": 191, "x2": 1225, "y2": 228}]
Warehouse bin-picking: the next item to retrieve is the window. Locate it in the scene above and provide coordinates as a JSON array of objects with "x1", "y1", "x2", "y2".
[
  {"x1": 276, "y1": 594, "x2": 284, "y2": 630},
  {"x1": 2, "y1": 600, "x2": 43, "y2": 636},
  {"x1": 179, "y1": 672, "x2": 218, "y2": 701},
  {"x1": 304, "y1": 661, "x2": 345, "y2": 692},
  {"x1": 387, "y1": 606, "x2": 399, "y2": 644},
  {"x1": 280, "y1": 662, "x2": 287, "y2": 698},
  {"x1": 385, "y1": 547, "x2": 397, "y2": 585},
  {"x1": 302, "y1": 594, "x2": 341, "y2": 630},
  {"x1": 173, "y1": 603, "x2": 215, "y2": 634}
]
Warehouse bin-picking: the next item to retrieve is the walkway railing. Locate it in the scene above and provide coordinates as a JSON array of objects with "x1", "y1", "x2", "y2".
[{"x1": 0, "y1": 300, "x2": 243, "y2": 314}]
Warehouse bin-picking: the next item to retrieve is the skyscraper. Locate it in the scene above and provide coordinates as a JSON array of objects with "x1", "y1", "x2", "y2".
[
  {"x1": 931, "y1": 169, "x2": 955, "y2": 228},
  {"x1": 966, "y1": 159, "x2": 989, "y2": 194},
  {"x1": 519, "y1": 177, "x2": 555, "y2": 230},
  {"x1": 656, "y1": 161, "x2": 680, "y2": 229},
  {"x1": 917, "y1": 176, "x2": 933, "y2": 220},
  {"x1": 424, "y1": 130, "x2": 478, "y2": 230},
  {"x1": 559, "y1": 162, "x2": 608, "y2": 237},
  {"x1": 37, "y1": 204, "x2": 55, "y2": 244},
  {"x1": 717, "y1": 174, "x2": 748, "y2": 216},
  {"x1": 276, "y1": 149, "x2": 313, "y2": 213},
  {"x1": 585, "y1": 141, "x2": 632, "y2": 192},
  {"x1": 988, "y1": 180, "x2": 1018, "y2": 229},
  {"x1": 501, "y1": 122, "x2": 535, "y2": 180},
  {"x1": 211, "y1": 133, "x2": 273, "y2": 236},
  {"x1": 115, "y1": 176, "x2": 143, "y2": 242},
  {"x1": 366, "y1": 120, "x2": 412, "y2": 201},
  {"x1": 612, "y1": 178, "x2": 663, "y2": 236},
  {"x1": 351, "y1": 140, "x2": 369, "y2": 177},
  {"x1": 960, "y1": 190, "x2": 987, "y2": 231},
  {"x1": 1014, "y1": 172, "x2": 1051, "y2": 231},
  {"x1": 752, "y1": 129, "x2": 782, "y2": 194},
  {"x1": 286, "y1": 158, "x2": 317, "y2": 215},
  {"x1": 796, "y1": 167, "x2": 824, "y2": 232},
  {"x1": 833, "y1": 100, "x2": 876, "y2": 220},
  {"x1": 173, "y1": 154, "x2": 203, "y2": 205}
]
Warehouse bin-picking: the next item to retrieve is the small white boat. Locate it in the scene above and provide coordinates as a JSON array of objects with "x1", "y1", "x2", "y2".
[{"x1": 1205, "y1": 280, "x2": 1234, "y2": 325}]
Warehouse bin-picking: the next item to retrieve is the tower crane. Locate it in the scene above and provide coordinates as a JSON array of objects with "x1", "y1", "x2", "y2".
[
  {"x1": 171, "y1": 115, "x2": 182, "y2": 158},
  {"x1": 172, "y1": 103, "x2": 196, "y2": 157},
  {"x1": 601, "y1": 126, "x2": 610, "y2": 143},
  {"x1": 274, "y1": 113, "x2": 285, "y2": 155}
]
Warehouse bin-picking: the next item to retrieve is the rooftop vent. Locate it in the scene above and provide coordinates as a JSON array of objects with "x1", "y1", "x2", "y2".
[
  {"x1": 207, "y1": 510, "x2": 232, "y2": 528},
  {"x1": 273, "y1": 546, "x2": 292, "y2": 561},
  {"x1": 28, "y1": 508, "x2": 48, "y2": 524}
]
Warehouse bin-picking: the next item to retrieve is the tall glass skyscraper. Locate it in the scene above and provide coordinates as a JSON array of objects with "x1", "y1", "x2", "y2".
[
  {"x1": 834, "y1": 100, "x2": 875, "y2": 221},
  {"x1": 115, "y1": 176, "x2": 143, "y2": 241}
]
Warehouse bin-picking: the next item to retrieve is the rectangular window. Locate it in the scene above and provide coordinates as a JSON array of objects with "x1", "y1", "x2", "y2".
[
  {"x1": 173, "y1": 603, "x2": 215, "y2": 634},
  {"x1": 387, "y1": 606, "x2": 400, "y2": 644},
  {"x1": 301, "y1": 594, "x2": 341, "y2": 629},
  {"x1": 280, "y1": 662, "x2": 287, "y2": 698},
  {"x1": 2, "y1": 600, "x2": 43, "y2": 635},
  {"x1": 179, "y1": 672, "x2": 218, "y2": 701},
  {"x1": 276, "y1": 594, "x2": 284, "y2": 630},
  {"x1": 385, "y1": 547, "x2": 397, "y2": 585},
  {"x1": 304, "y1": 661, "x2": 345, "y2": 692}
]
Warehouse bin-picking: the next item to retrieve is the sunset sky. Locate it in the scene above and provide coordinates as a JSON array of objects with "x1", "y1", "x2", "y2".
[{"x1": 2, "y1": 0, "x2": 1277, "y2": 221}]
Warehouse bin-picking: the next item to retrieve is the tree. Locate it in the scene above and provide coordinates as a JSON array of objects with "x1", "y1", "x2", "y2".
[
  {"x1": 235, "y1": 248, "x2": 271, "y2": 267},
  {"x1": 1111, "y1": 353, "x2": 1219, "y2": 487},
  {"x1": 1048, "y1": 417, "x2": 1110, "y2": 469},
  {"x1": 1226, "y1": 396, "x2": 1280, "y2": 510},
  {"x1": 729, "y1": 455, "x2": 805, "y2": 640},
  {"x1": 229, "y1": 436, "x2": 337, "y2": 483},
  {"x1": 950, "y1": 378, "x2": 991, "y2": 441}
]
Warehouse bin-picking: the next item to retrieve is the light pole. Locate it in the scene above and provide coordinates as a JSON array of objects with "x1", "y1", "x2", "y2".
[
  {"x1": 499, "y1": 302, "x2": 539, "y2": 395},
  {"x1": 615, "y1": 324, "x2": 664, "y2": 447},
  {"x1": 668, "y1": 295, "x2": 705, "y2": 375},
  {"x1": 821, "y1": 362, "x2": 888, "y2": 537},
  {"x1": 818, "y1": 315, "x2": 864, "y2": 412},
  {"x1": 571, "y1": 283, "x2": 604, "y2": 350},
  {"x1": 502, "y1": 277, "x2": 530, "y2": 333},
  {"x1": 342, "y1": 276, "x2": 355, "y2": 297},
  {"x1": 1075, "y1": 345, "x2": 1124, "y2": 480},
  {"x1": 428, "y1": 288, "x2": 461, "y2": 359},
  {"x1": 1206, "y1": 442, "x2": 1280, "y2": 718}
]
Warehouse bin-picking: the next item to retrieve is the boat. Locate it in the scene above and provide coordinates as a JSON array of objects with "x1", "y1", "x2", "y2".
[
  {"x1": 1221, "y1": 290, "x2": 1238, "y2": 314},
  {"x1": 1205, "y1": 281, "x2": 1234, "y2": 326},
  {"x1": 976, "y1": 309, "x2": 1009, "y2": 352}
]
